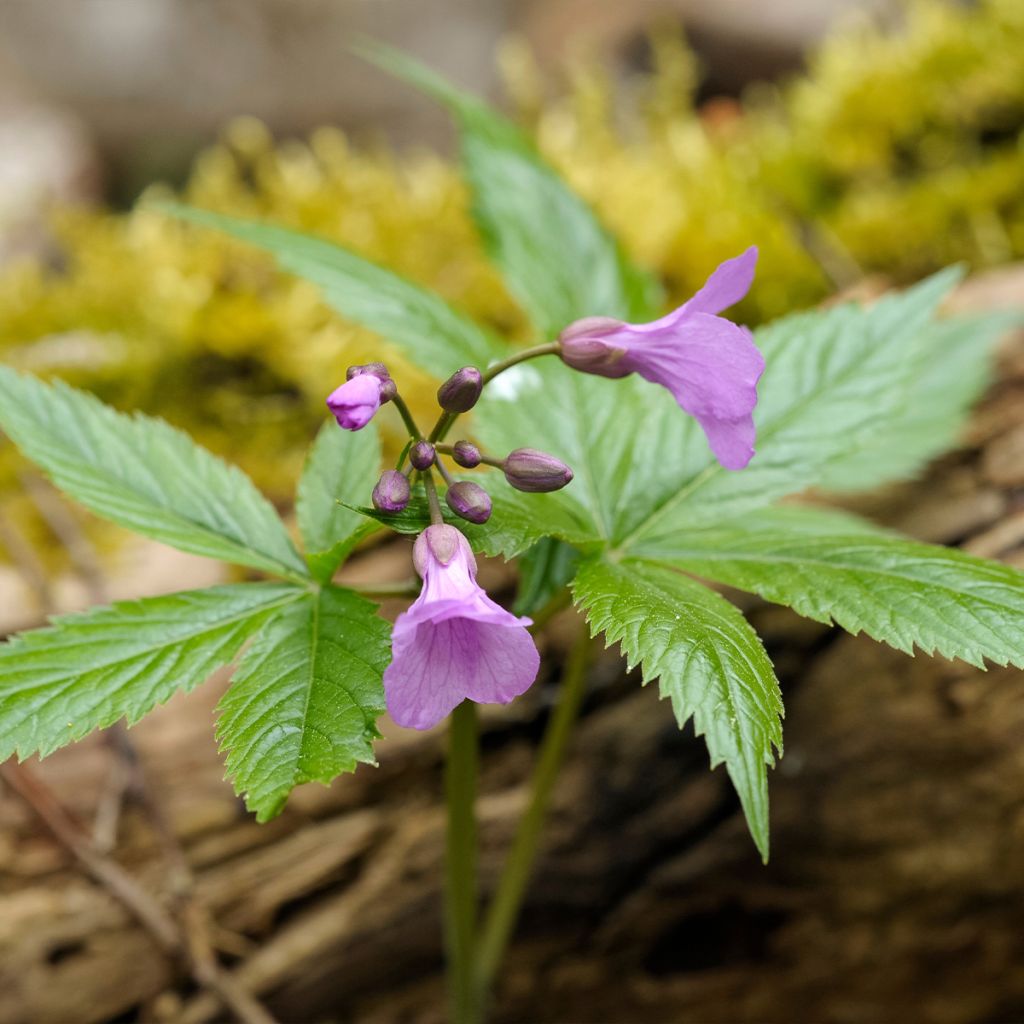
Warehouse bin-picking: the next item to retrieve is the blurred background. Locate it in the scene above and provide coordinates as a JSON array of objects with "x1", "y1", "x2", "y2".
[{"x1": 1, "y1": 1, "x2": 1024, "y2": 1021}]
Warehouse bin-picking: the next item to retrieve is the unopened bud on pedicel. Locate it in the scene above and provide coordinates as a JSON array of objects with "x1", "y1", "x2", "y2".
[
  {"x1": 372, "y1": 470, "x2": 411, "y2": 513},
  {"x1": 409, "y1": 440, "x2": 436, "y2": 471},
  {"x1": 451, "y1": 440, "x2": 481, "y2": 468},
  {"x1": 445, "y1": 480, "x2": 492, "y2": 524},
  {"x1": 503, "y1": 448, "x2": 574, "y2": 493},
  {"x1": 346, "y1": 361, "x2": 390, "y2": 382},
  {"x1": 437, "y1": 367, "x2": 483, "y2": 413}
]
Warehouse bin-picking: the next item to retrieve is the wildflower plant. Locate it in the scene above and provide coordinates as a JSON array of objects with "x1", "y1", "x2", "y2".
[{"x1": 1, "y1": 42, "x2": 1023, "y2": 1023}]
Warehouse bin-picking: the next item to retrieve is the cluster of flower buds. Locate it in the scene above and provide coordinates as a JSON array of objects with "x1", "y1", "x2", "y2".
[{"x1": 327, "y1": 360, "x2": 575, "y2": 528}]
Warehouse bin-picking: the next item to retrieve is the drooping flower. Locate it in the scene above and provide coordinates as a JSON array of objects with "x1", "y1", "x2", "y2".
[
  {"x1": 558, "y1": 247, "x2": 764, "y2": 470},
  {"x1": 384, "y1": 525, "x2": 539, "y2": 730}
]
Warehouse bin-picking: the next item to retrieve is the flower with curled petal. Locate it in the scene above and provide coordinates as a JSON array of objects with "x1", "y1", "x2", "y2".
[{"x1": 559, "y1": 247, "x2": 764, "y2": 470}]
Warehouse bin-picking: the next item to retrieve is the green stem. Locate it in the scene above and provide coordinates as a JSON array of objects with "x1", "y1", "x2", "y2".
[
  {"x1": 421, "y1": 469, "x2": 445, "y2": 526},
  {"x1": 445, "y1": 700, "x2": 481, "y2": 1024},
  {"x1": 391, "y1": 393, "x2": 423, "y2": 439},
  {"x1": 475, "y1": 620, "x2": 591, "y2": 1003},
  {"x1": 480, "y1": 341, "x2": 561, "y2": 387}
]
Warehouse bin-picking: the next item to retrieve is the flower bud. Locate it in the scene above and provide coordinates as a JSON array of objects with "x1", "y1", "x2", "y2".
[
  {"x1": 327, "y1": 375, "x2": 384, "y2": 431},
  {"x1": 445, "y1": 481, "x2": 492, "y2": 524},
  {"x1": 346, "y1": 363, "x2": 395, "y2": 404},
  {"x1": 451, "y1": 440, "x2": 481, "y2": 468},
  {"x1": 372, "y1": 470, "x2": 411, "y2": 513},
  {"x1": 502, "y1": 448, "x2": 574, "y2": 493},
  {"x1": 409, "y1": 440, "x2": 436, "y2": 471},
  {"x1": 346, "y1": 361, "x2": 390, "y2": 381},
  {"x1": 437, "y1": 367, "x2": 483, "y2": 413},
  {"x1": 558, "y1": 317, "x2": 629, "y2": 377}
]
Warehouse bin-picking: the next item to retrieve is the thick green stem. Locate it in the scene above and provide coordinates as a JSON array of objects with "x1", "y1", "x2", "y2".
[
  {"x1": 476, "y1": 621, "x2": 591, "y2": 1003},
  {"x1": 445, "y1": 700, "x2": 481, "y2": 1024}
]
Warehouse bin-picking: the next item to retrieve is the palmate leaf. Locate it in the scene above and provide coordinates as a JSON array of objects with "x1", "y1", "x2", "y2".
[
  {"x1": 633, "y1": 504, "x2": 1024, "y2": 669},
  {"x1": 0, "y1": 368, "x2": 307, "y2": 581},
  {"x1": 158, "y1": 203, "x2": 506, "y2": 375},
  {"x1": 573, "y1": 558, "x2": 782, "y2": 861},
  {"x1": 820, "y1": 311, "x2": 1018, "y2": 491},
  {"x1": 0, "y1": 583, "x2": 303, "y2": 761},
  {"x1": 296, "y1": 420, "x2": 382, "y2": 582},
  {"x1": 217, "y1": 584, "x2": 391, "y2": 821}
]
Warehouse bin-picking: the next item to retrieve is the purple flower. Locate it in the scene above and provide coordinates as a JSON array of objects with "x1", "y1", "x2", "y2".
[
  {"x1": 384, "y1": 525, "x2": 539, "y2": 730},
  {"x1": 559, "y1": 247, "x2": 764, "y2": 470},
  {"x1": 326, "y1": 374, "x2": 384, "y2": 431}
]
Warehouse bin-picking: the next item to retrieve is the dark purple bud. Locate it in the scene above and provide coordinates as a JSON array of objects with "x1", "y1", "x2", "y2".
[
  {"x1": 347, "y1": 361, "x2": 391, "y2": 381},
  {"x1": 409, "y1": 440, "x2": 436, "y2": 470},
  {"x1": 503, "y1": 448, "x2": 574, "y2": 493},
  {"x1": 377, "y1": 377, "x2": 397, "y2": 403},
  {"x1": 451, "y1": 440, "x2": 481, "y2": 468},
  {"x1": 437, "y1": 367, "x2": 483, "y2": 413},
  {"x1": 445, "y1": 481, "x2": 492, "y2": 524},
  {"x1": 372, "y1": 470, "x2": 410, "y2": 513}
]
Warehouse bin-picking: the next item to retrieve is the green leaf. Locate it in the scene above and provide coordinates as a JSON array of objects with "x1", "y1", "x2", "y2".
[
  {"x1": 636, "y1": 504, "x2": 1024, "y2": 668},
  {"x1": 217, "y1": 584, "x2": 391, "y2": 821},
  {"x1": 819, "y1": 311, "x2": 1018, "y2": 491},
  {"x1": 157, "y1": 202, "x2": 505, "y2": 375},
  {"x1": 297, "y1": 420, "x2": 382, "y2": 582},
  {"x1": 573, "y1": 558, "x2": 782, "y2": 861},
  {"x1": 357, "y1": 40, "x2": 660, "y2": 335},
  {"x1": 0, "y1": 367, "x2": 308, "y2": 580},
  {"x1": 476, "y1": 360, "x2": 661, "y2": 548},
  {"x1": 513, "y1": 538, "x2": 581, "y2": 616},
  {"x1": 0, "y1": 583, "x2": 303, "y2": 761}
]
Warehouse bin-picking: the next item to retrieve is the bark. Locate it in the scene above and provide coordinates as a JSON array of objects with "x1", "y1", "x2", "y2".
[{"x1": 2, "y1": 268, "x2": 1024, "y2": 1024}]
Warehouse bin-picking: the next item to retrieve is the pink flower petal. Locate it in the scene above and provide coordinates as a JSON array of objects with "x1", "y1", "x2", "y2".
[
  {"x1": 384, "y1": 525, "x2": 540, "y2": 730},
  {"x1": 326, "y1": 374, "x2": 382, "y2": 431}
]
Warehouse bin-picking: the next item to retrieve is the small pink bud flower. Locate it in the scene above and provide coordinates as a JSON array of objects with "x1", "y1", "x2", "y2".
[
  {"x1": 384, "y1": 525, "x2": 540, "y2": 730},
  {"x1": 559, "y1": 247, "x2": 764, "y2": 470},
  {"x1": 326, "y1": 374, "x2": 385, "y2": 431}
]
